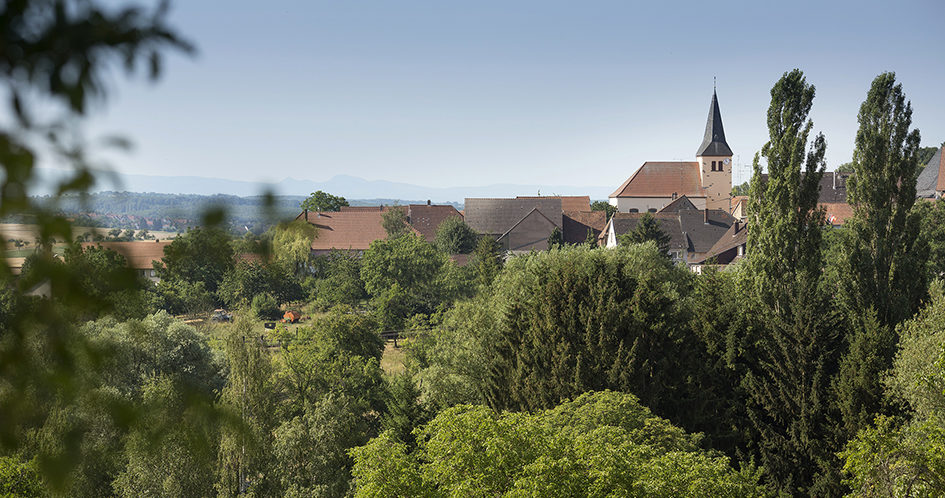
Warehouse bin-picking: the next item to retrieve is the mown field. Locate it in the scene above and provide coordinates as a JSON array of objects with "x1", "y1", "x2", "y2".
[{"x1": 1, "y1": 223, "x2": 179, "y2": 257}]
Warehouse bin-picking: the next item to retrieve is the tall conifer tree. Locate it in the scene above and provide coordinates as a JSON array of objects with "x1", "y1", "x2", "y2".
[
  {"x1": 835, "y1": 72, "x2": 926, "y2": 437},
  {"x1": 743, "y1": 69, "x2": 842, "y2": 496}
]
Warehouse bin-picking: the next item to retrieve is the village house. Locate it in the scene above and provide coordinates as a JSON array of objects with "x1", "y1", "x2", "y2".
[
  {"x1": 600, "y1": 195, "x2": 736, "y2": 263},
  {"x1": 296, "y1": 202, "x2": 461, "y2": 255},
  {"x1": 463, "y1": 196, "x2": 605, "y2": 253},
  {"x1": 80, "y1": 241, "x2": 172, "y2": 282}
]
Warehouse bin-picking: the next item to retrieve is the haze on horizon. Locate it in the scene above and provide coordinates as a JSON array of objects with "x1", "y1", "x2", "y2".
[{"x1": 85, "y1": 0, "x2": 945, "y2": 192}]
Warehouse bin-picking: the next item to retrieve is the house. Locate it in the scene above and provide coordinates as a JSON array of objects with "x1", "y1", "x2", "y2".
[
  {"x1": 601, "y1": 200, "x2": 736, "y2": 263},
  {"x1": 610, "y1": 90, "x2": 734, "y2": 213},
  {"x1": 296, "y1": 210, "x2": 411, "y2": 256},
  {"x1": 80, "y1": 241, "x2": 171, "y2": 282},
  {"x1": 562, "y1": 210, "x2": 607, "y2": 245},
  {"x1": 917, "y1": 145, "x2": 945, "y2": 199},
  {"x1": 690, "y1": 220, "x2": 748, "y2": 273},
  {"x1": 463, "y1": 197, "x2": 563, "y2": 252},
  {"x1": 404, "y1": 203, "x2": 463, "y2": 243},
  {"x1": 731, "y1": 172, "x2": 853, "y2": 225}
]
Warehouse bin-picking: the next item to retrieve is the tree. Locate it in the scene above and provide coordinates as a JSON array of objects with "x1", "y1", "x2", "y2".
[
  {"x1": 466, "y1": 244, "x2": 714, "y2": 436},
  {"x1": 155, "y1": 226, "x2": 234, "y2": 293},
  {"x1": 836, "y1": 72, "x2": 926, "y2": 439},
  {"x1": 618, "y1": 212, "x2": 671, "y2": 255},
  {"x1": 270, "y1": 219, "x2": 317, "y2": 276},
  {"x1": 360, "y1": 233, "x2": 451, "y2": 328},
  {"x1": 916, "y1": 199, "x2": 945, "y2": 279},
  {"x1": 381, "y1": 207, "x2": 409, "y2": 238},
  {"x1": 471, "y1": 236, "x2": 502, "y2": 289},
  {"x1": 350, "y1": 391, "x2": 764, "y2": 497},
  {"x1": 742, "y1": 69, "x2": 842, "y2": 495},
  {"x1": 546, "y1": 226, "x2": 563, "y2": 249},
  {"x1": 840, "y1": 283, "x2": 945, "y2": 497},
  {"x1": 433, "y1": 216, "x2": 477, "y2": 254},
  {"x1": 590, "y1": 200, "x2": 617, "y2": 219},
  {"x1": 300, "y1": 190, "x2": 348, "y2": 212}
]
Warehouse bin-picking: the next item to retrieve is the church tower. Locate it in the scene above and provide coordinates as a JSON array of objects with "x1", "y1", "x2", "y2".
[{"x1": 696, "y1": 89, "x2": 733, "y2": 212}]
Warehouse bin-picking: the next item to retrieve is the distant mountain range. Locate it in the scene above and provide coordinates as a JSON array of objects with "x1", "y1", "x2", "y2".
[{"x1": 33, "y1": 169, "x2": 613, "y2": 203}]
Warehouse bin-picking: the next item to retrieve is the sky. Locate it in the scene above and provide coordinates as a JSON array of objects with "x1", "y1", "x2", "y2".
[{"x1": 86, "y1": 0, "x2": 945, "y2": 191}]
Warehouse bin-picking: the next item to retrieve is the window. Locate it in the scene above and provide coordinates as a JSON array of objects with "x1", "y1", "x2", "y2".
[
  {"x1": 718, "y1": 160, "x2": 723, "y2": 172},
  {"x1": 711, "y1": 161, "x2": 716, "y2": 171},
  {"x1": 629, "y1": 208, "x2": 639, "y2": 213},
  {"x1": 648, "y1": 208, "x2": 657, "y2": 213}
]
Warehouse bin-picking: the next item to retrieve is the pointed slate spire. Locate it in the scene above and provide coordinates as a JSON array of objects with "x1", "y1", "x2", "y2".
[{"x1": 696, "y1": 90, "x2": 733, "y2": 157}]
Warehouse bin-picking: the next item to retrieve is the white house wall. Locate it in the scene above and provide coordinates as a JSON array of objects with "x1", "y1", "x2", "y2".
[{"x1": 609, "y1": 196, "x2": 706, "y2": 213}]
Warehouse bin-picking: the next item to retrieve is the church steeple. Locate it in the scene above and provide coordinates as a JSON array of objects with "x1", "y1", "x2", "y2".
[{"x1": 696, "y1": 90, "x2": 733, "y2": 157}]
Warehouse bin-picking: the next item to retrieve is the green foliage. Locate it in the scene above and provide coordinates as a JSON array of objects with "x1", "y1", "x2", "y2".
[
  {"x1": 433, "y1": 216, "x2": 477, "y2": 254},
  {"x1": 155, "y1": 226, "x2": 234, "y2": 293},
  {"x1": 590, "y1": 200, "x2": 617, "y2": 219},
  {"x1": 360, "y1": 233, "x2": 458, "y2": 329},
  {"x1": 112, "y1": 375, "x2": 219, "y2": 498},
  {"x1": 382, "y1": 207, "x2": 409, "y2": 238},
  {"x1": 618, "y1": 212, "x2": 671, "y2": 255},
  {"x1": 273, "y1": 393, "x2": 375, "y2": 497},
  {"x1": 270, "y1": 219, "x2": 317, "y2": 275},
  {"x1": 381, "y1": 374, "x2": 431, "y2": 447},
  {"x1": 448, "y1": 244, "x2": 715, "y2": 439},
  {"x1": 915, "y1": 199, "x2": 945, "y2": 280},
  {"x1": 0, "y1": 456, "x2": 43, "y2": 497},
  {"x1": 250, "y1": 293, "x2": 280, "y2": 320},
  {"x1": 350, "y1": 391, "x2": 763, "y2": 497},
  {"x1": 471, "y1": 236, "x2": 502, "y2": 289},
  {"x1": 299, "y1": 190, "x2": 349, "y2": 212},
  {"x1": 841, "y1": 286, "x2": 945, "y2": 497},
  {"x1": 916, "y1": 146, "x2": 939, "y2": 167},
  {"x1": 546, "y1": 226, "x2": 562, "y2": 249},
  {"x1": 731, "y1": 181, "x2": 750, "y2": 196},
  {"x1": 218, "y1": 261, "x2": 300, "y2": 309},
  {"x1": 152, "y1": 279, "x2": 215, "y2": 316},
  {"x1": 216, "y1": 319, "x2": 279, "y2": 497},
  {"x1": 743, "y1": 69, "x2": 842, "y2": 495},
  {"x1": 836, "y1": 73, "x2": 926, "y2": 441},
  {"x1": 311, "y1": 251, "x2": 366, "y2": 309},
  {"x1": 59, "y1": 242, "x2": 149, "y2": 320}
]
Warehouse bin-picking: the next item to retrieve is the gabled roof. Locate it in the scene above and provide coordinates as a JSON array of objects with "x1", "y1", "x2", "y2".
[
  {"x1": 463, "y1": 197, "x2": 562, "y2": 235},
  {"x1": 516, "y1": 195, "x2": 590, "y2": 212},
  {"x1": 678, "y1": 209, "x2": 737, "y2": 254},
  {"x1": 610, "y1": 162, "x2": 704, "y2": 198},
  {"x1": 609, "y1": 212, "x2": 688, "y2": 251},
  {"x1": 657, "y1": 195, "x2": 697, "y2": 213},
  {"x1": 80, "y1": 241, "x2": 172, "y2": 269},
  {"x1": 694, "y1": 221, "x2": 748, "y2": 264},
  {"x1": 562, "y1": 210, "x2": 607, "y2": 244},
  {"x1": 917, "y1": 146, "x2": 945, "y2": 197},
  {"x1": 296, "y1": 210, "x2": 419, "y2": 251},
  {"x1": 696, "y1": 90, "x2": 733, "y2": 157},
  {"x1": 497, "y1": 207, "x2": 558, "y2": 241},
  {"x1": 407, "y1": 204, "x2": 462, "y2": 242}
]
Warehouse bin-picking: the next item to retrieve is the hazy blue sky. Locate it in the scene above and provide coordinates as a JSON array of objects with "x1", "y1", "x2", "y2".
[{"x1": 88, "y1": 0, "x2": 945, "y2": 190}]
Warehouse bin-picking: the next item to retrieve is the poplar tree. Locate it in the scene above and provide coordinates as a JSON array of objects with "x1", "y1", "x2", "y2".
[
  {"x1": 835, "y1": 72, "x2": 926, "y2": 437},
  {"x1": 743, "y1": 69, "x2": 842, "y2": 496}
]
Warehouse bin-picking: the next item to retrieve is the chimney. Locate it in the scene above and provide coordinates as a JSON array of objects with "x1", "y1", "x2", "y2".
[
  {"x1": 704, "y1": 209, "x2": 709, "y2": 224},
  {"x1": 733, "y1": 220, "x2": 740, "y2": 234},
  {"x1": 672, "y1": 192, "x2": 678, "y2": 200},
  {"x1": 304, "y1": 208, "x2": 308, "y2": 220},
  {"x1": 427, "y1": 199, "x2": 431, "y2": 205}
]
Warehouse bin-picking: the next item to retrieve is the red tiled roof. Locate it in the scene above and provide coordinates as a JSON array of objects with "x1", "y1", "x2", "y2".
[
  {"x1": 516, "y1": 195, "x2": 591, "y2": 212},
  {"x1": 80, "y1": 241, "x2": 171, "y2": 269},
  {"x1": 407, "y1": 204, "x2": 462, "y2": 242},
  {"x1": 562, "y1": 210, "x2": 607, "y2": 244},
  {"x1": 296, "y1": 211, "x2": 420, "y2": 251},
  {"x1": 822, "y1": 202, "x2": 854, "y2": 226},
  {"x1": 610, "y1": 162, "x2": 704, "y2": 198}
]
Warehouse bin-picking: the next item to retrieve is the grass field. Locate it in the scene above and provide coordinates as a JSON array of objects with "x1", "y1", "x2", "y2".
[{"x1": 381, "y1": 341, "x2": 406, "y2": 375}]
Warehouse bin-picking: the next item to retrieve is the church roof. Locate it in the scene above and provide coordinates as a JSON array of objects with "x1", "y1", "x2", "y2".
[
  {"x1": 696, "y1": 90, "x2": 733, "y2": 157},
  {"x1": 609, "y1": 162, "x2": 704, "y2": 198}
]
